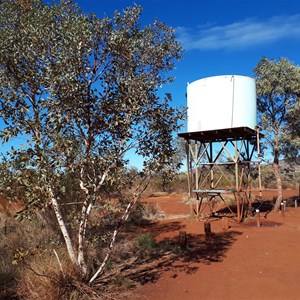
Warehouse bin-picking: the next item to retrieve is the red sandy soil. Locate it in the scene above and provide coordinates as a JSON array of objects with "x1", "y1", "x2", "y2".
[{"x1": 136, "y1": 189, "x2": 300, "y2": 300}]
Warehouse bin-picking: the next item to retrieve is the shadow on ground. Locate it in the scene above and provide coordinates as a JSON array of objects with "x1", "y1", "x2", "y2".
[
  {"x1": 216, "y1": 199, "x2": 275, "y2": 216},
  {"x1": 98, "y1": 221, "x2": 242, "y2": 286},
  {"x1": 217, "y1": 194, "x2": 299, "y2": 217}
]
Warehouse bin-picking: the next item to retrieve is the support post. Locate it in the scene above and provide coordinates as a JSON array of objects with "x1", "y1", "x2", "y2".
[
  {"x1": 204, "y1": 222, "x2": 212, "y2": 238},
  {"x1": 195, "y1": 142, "x2": 199, "y2": 190},
  {"x1": 281, "y1": 202, "x2": 285, "y2": 218},
  {"x1": 256, "y1": 209, "x2": 261, "y2": 227},
  {"x1": 178, "y1": 127, "x2": 260, "y2": 223},
  {"x1": 222, "y1": 217, "x2": 229, "y2": 230},
  {"x1": 234, "y1": 140, "x2": 239, "y2": 191},
  {"x1": 185, "y1": 140, "x2": 191, "y2": 198},
  {"x1": 209, "y1": 142, "x2": 214, "y2": 189},
  {"x1": 256, "y1": 127, "x2": 262, "y2": 198},
  {"x1": 236, "y1": 193, "x2": 241, "y2": 222}
]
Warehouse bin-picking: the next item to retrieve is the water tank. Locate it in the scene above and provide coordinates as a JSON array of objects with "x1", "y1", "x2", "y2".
[{"x1": 187, "y1": 75, "x2": 257, "y2": 132}]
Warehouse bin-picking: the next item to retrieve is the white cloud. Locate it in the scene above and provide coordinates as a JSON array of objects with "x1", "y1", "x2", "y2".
[{"x1": 176, "y1": 15, "x2": 300, "y2": 51}]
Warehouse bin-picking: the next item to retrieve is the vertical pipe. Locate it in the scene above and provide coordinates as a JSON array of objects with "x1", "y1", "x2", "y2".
[
  {"x1": 234, "y1": 140, "x2": 241, "y2": 221},
  {"x1": 283, "y1": 200, "x2": 287, "y2": 211},
  {"x1": 256, "y1": 127, "x2": 262, "y2": 198},
  {"x1": 236, "y1": 193, "x2": 241, "y2": 222},
  {"x1": 247, "y1": 169, "x2": 252, "y2": 210},
  {"x1": 247, "y1": 140, "x2": 252, "y2": 209},
  {"x1": 235, "y1": 140, "x2": 239, "y2": 191},
  {"x1": 195, "y1": 141, "x2": 199, "y2": 190},
  {"x1": 185, "y1": 140, "x2": 191, "y2": 198},
  {"x1": 210, "y1": 142, "x2": 214, "y2": 189},
  {"x1": 186, "y1": 140, "x2": 194, "y2": 219}
]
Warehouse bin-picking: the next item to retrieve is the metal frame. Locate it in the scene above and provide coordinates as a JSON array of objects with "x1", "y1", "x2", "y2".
[{"x1": 179, "y1": 127, "x2": 262, "y2": 222}]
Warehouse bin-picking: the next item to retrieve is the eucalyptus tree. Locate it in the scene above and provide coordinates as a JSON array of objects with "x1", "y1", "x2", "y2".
[
  {"x1": 254, "y1": 57, "x2": 300, "y2": 211},
  {"x1": 282, "y1": 99, "x2": 300, "y2": 163},
  {"x1": 0, "y1": 0, "x2": 183, "y2": 281}
]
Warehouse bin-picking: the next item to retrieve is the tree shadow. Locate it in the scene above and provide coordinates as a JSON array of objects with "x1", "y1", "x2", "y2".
[
  {"x1": 139, "y1": 220, "x2": 186, "y2": 235},
  {"x1": 100, "y1": 221, "x2": 242, "y2": 286},
  {"x1": 216, "y1": 199, "x2": 276, "y2": 217},
  {"x1": 251, "y1": 200, "x2": 275, "y2": 213}
]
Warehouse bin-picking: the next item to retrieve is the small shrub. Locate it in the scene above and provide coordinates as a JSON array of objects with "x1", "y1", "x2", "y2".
[
  {"x1": 113, "y1": 275, "x2": 133, "y2": 288},
  {"x1": 0, "y1": 257, "x2": 18, "y2": 299},
  {"x1": 135, "y1": 233, "x2": 157, "y2": 258}
]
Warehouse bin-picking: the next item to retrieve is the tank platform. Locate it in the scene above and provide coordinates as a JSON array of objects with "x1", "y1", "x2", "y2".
[
  {"x1": 178, "y1": 126, "x2": 262, "y2": 143},
  {"x1": 178, "y1": 126, "x2": 263, "y2": 222}
]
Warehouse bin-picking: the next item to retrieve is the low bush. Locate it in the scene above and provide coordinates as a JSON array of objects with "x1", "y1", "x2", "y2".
[{"x1": 135, "y1": 233, "x2": 157, "y2": 258}]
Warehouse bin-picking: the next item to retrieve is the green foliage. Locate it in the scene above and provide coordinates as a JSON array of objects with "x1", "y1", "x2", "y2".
[
  {"x1": 0, "y1": 0, "x2": 184, "y2": 281},
  {"x1": 254, "y1": 57, "x2": 300, "y2": 210},
  {"x1": 254, "y1": 57, "x2": 300, "y2": 161},
  {"x1": 135, "y1": 233, "x2": 157, "y2": 257},
  {"x1": 113, "y1": 275, "x2": 133, "y2": 288},
  {"x1": 0, "y1": 0, "x2": 184, "y2": 208},
  {"x1": 260, "y1": 164, "x2": 276, "y2": 188},
  {"x1": 282, "y1": 101, "x2": 300, "y2": 162}
]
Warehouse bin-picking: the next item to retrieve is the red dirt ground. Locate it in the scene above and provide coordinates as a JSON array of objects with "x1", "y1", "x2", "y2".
[{"x1": 136, "y1": 189, "x2": 300, "y2": 300}]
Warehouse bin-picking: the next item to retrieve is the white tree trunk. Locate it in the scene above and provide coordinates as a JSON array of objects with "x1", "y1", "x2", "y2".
[
  {"x1": 77, "y1": 174, "x2": 90, "y2": 275},
  {"x1": 77, "y1": 167, "x2": 110, "y2": 276},
  {"x1": 49, "y1": 186, "x2": 78, "y2": 266}
]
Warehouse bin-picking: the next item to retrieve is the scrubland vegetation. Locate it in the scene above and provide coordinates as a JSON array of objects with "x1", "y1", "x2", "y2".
[
  {"x1": 0, "y1": 0, "x2": 299, "y2": 299},
  {"x1": 1, "y1": 166, "x2": 299, "y2": 299}
]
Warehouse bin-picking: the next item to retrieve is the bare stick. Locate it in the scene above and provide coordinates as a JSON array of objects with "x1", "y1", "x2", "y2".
[{"x1": 53, "y1": 249, "x2": 65, "y2": 278}]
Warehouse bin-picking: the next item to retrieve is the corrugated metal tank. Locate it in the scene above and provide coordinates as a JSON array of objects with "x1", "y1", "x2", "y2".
[{"x1": 187, "y1": 75, "x2": 257, "y2": 132}]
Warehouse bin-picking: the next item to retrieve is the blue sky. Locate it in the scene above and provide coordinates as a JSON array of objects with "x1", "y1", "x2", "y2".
[
  {"x1": 76, "y1": 0, "x2": 300, "y2": 111},
  {"x1": 75, "y1": 0, "x2": 300, "y2": 167},
  {"x1": 2, "y1": 0, "x2": 300, "y2": 168}
]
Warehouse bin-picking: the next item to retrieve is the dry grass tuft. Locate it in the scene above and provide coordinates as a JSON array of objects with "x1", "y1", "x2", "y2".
[
  {"x1": 141, "y1": 202, "x2": 165, "y2": 220},
  {"x1": 17, "y1": 257, "x2": 123, "y2": 300}
]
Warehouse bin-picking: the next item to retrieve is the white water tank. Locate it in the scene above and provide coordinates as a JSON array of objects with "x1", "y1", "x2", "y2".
[{"x1": 187, "y1": 75, "x2": 257, "y2": 132}]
